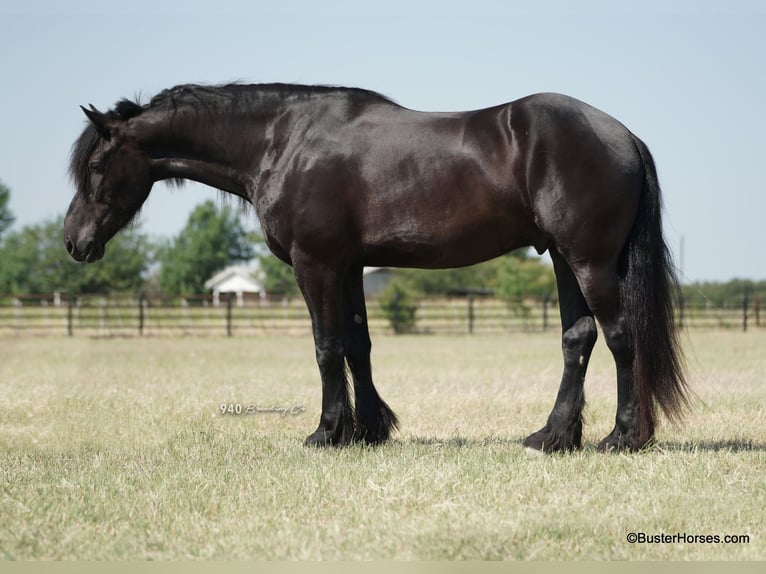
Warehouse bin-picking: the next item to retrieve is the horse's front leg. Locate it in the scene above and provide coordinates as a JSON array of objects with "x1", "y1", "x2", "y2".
[
  {"x1": 342, "y1": 265, "x2": 399, "y2": 444},
  {"x1": 293, "y1": 256, "x2": 354, "y2": 447}
]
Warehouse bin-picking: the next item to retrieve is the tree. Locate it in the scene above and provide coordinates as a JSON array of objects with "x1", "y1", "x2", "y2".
[
  {"x1": 246, "y1": 230, "x2": 301, "y2": 297},
  {"x1": 0, "y1": 216, "x2": 151, "y2": 294},
  {"x1": 258, "y1": 252, "x2": 300, "y2": 296},
  {"x1": 495, "y1": 250, "x2": 557, "y2": 300},
  {"x1": 397, "y1": 262, "x2": 500, "y2": 295},
  {"x1": 378, "y1": 279, "x2": 419, "y2": 334},
  {"x1": 0, "y1": 179, "x2": 14, "y2": 240},
  {"x1": 158, "y1": 200, "x2": 256, "y2": 294},
  {"x1": 73, "y1": 225, "x2": 153, "y2": 293}
]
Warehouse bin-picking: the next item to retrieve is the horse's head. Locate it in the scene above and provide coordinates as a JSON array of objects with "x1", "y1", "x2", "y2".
[{"x1": 64, "y1": 105, "x2": 153, "y2": 262}]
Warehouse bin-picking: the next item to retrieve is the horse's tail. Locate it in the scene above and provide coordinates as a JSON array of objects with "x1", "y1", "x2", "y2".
[{"x1": 621, "y1": 135, "x2": 689, "y2": 439}]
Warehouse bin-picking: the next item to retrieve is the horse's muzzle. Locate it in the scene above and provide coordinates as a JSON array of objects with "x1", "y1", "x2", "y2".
[{"x1": 64, "y1": 235, "x2": 104, "y2": 263}]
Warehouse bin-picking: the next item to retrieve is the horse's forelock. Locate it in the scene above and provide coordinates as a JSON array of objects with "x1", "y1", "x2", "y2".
[{"x1": 69, "y1": 123, "x2": 101, "y2": 197}]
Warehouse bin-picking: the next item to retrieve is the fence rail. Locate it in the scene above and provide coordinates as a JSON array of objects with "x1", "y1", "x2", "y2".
[{"x1": 0, "y1": 292, "x2": 761, "y2": 337}]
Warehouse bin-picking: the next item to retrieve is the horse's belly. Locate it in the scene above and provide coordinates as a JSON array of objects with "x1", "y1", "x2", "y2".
[{"x1": 361, "y1": 205, "x2": 536, "y2": 269}]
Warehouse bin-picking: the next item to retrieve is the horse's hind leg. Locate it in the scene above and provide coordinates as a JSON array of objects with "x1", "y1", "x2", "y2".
[
  {"x1": 571, "y1": 262, "x2": 650, "y2": 451},
  {"x1": 524, "y1": 250, "x2": 597, "y2": 452},
  {"x1": 292, "y1": 254, "x2": 354, "y2": 447},
  {"x1": 342, "y1": 265, "x2": 399, "y2": 443}
]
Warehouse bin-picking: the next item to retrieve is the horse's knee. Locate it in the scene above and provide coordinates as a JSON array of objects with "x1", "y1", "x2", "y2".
[
  {"x1": 600, "y1": 316, "x2": 633, "y2": 363},
  {"x1": 314, "y1": 337, "x2": 344, "y2": 372},
  {"x1": 562, "y1": 316, "x2": 597, "y2": 367}
]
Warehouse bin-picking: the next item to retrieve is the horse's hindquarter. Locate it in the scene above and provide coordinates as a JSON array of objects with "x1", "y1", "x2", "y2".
[
  {"x1": 341, "y1": 105, "x2": 539, "y2": 268},
  {"x1": 509, "y1": 93, "x2": 644, "y2": 264}
]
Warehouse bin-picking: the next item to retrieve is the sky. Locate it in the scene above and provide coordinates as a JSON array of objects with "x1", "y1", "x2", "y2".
[{"x1": 1, "y1": 0, "x2": 765, "y2": 282}]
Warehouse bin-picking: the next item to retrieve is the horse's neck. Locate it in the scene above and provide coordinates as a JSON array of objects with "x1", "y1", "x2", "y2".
[
  {"x1": 134, "y1": 109, "x2": 278, "y2": 199},
  {"x1": 149, "y1": 157, "x2": 251, "y2": 198}
]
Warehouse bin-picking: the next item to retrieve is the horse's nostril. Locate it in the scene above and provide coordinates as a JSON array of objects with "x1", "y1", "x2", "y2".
[{"x1": 64, "y1": 236, "x2": 74, "y2": 255}]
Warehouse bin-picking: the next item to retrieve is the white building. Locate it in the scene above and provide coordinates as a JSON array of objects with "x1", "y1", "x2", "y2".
[{"x1": 204, "y1": 264, "x2": 264, "y2": 306}]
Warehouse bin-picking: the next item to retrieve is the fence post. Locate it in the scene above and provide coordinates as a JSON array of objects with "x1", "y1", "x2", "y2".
[
  {"x1": 542, "y1": 294, "x2": 549, "y2": 332},
  {"x1": 467, "y1": 293, "x2": 475, "y2": 334},
  {"x1": 67, "y1": 295, "x2": 74, "y2": 336},
  {"x1": 226, "y1": 292, "x2": 234, "y2": 337},
  {"x1": 138, "y1": 292, "x2": 146, "y2": 336},
  {"x1": 743, "y1": 288, "x2": 749, "y2": 332},
  {"x1": 99, "y1": 297, "x2": 107, "y2": 337},
  {"x1": 677, "y1": 288, "x2": 685, "y2": 329}
]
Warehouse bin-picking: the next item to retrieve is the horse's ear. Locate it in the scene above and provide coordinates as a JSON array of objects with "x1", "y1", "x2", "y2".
[{"x1": 80, "y1": 104, "x2": 113, "y2": 141}]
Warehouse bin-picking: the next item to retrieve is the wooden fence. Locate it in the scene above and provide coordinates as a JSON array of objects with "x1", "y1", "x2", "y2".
[{"x1": 0, "y1": 292, "x2": 761, "y2": 337}]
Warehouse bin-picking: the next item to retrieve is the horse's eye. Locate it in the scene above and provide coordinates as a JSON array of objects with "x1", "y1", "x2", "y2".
[{"x1": 88, "y1": 161, "x2": 104, "y2": 174}]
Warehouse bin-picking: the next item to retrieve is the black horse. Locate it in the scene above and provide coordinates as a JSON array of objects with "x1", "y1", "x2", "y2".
[{"x1": 65, "y1": 83, "x2": 687, "y2": 452}]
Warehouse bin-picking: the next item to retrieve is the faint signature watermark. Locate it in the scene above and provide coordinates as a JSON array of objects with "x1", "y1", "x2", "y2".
[{"x1": 219, "y1": 402, "x2": 306, "y2": 417}]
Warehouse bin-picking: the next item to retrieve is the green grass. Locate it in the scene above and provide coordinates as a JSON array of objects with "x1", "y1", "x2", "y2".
[{"x1": 1, "y1": 331, "x2": 764, "y2": 559}]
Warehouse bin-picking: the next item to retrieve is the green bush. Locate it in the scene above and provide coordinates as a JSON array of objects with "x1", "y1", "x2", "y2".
[{"x1": 378, "y1": 280, "x2": 419, "y2": 334}]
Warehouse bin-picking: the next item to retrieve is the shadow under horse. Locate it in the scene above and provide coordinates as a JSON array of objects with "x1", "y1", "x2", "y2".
[{"x1": 64, "y1": 83, "x2": 688, "y2": 452}]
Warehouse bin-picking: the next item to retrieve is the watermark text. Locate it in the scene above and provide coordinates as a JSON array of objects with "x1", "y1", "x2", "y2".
[
  {"x1": 219, "y1": 402, "x2": 306, "y2": 417},
  {"x1": 627, "y1": 531, "x2": 750, "y2": 545}
]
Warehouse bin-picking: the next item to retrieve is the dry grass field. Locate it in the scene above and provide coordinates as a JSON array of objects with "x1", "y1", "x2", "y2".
[{"x1": 1, "y1": 330, "x2": 764, "y2": 559}]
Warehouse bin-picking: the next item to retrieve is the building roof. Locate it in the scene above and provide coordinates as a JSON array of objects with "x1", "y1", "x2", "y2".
[{"x1": 204, "y1": 264, "x2": 263, "y2": 293}]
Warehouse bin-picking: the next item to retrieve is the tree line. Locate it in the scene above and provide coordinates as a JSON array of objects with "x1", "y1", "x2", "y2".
[
  {"x1": 681, "y1": 279, "x2": 766, "y2": 308},
  {"x1": 0, "y1": 191, "x2": 255, "y2": 296},
  {"x1": 1, "y1": 179, "x2": 762, "y2": 303}
]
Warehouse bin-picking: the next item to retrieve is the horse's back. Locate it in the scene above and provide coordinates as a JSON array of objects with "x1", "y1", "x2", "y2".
[{"x1": 331, "y1": 103, "x2": 541, "y2": 268}]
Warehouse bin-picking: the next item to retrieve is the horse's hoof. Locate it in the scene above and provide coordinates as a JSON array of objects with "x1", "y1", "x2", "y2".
[
  {"x1": 354, "y1": 402, "x2": 399, "y2": 445},
  {"x1": 597, "y1": 436, "x2": 633, "y2": 453},
  {"x1": 353, "y1": 422, "x2": 391, "y2": 445},
  {"x1": 353, "y1": 429, "x2": 384, "y2": 445},
  {"x1": 304, "y1": 430, "x2": 334, "y2": 448},
  {"x1": 597, "y1": 430, "x2": 653, "y2": 453},
  {"x1": 304, "y1": 426, "x2": 355, "y2": 448},
  {"x1": 523, "y1": 424, "x2": 581, "y2": 453}
]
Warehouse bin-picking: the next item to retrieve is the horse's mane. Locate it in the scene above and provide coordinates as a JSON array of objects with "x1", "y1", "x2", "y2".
[
  {"x1": 147, "y1": 82, "x2": 394, "y2": 114},
  {"x1": 69, "y1": 82, "x2": 394, "y2": 197}
]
